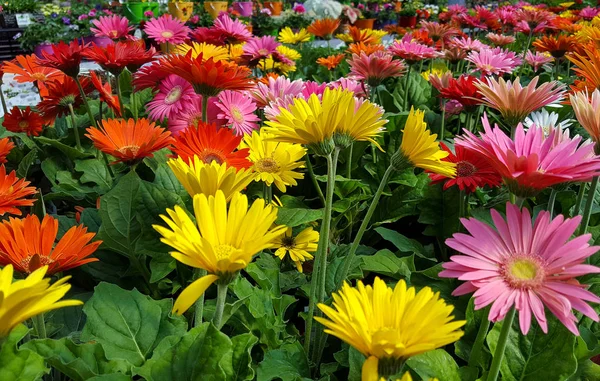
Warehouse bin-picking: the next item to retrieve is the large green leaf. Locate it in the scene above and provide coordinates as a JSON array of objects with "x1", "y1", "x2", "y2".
[
  {"x1": 275, "y1": 207, "x2": 323, "y2": 227},
  {"x1": 406, "y1": 349, "x2": 461, "y2": 381},
  {"x1": 231, "y1": 333, "x2": 259, "y2": 381},
  {"x1": 360, "y1": 249, "x2": 414, "y2": 279},
  {"x1": 374, "y1": 227, "x2": 433, "y2": 259},
  {"x1": 256, "y1": 342, "x2": 311, "y2": 381},
  {"x1": 16, "y1": 149, "x2": 37, "y2": 179},
  {"x1": 75, "y1": 159, "x2": 113, "y2": 194},
  {"x1": 0, "y1": 325, "x2": 48, "y2": 381},
  {"x1": 417, "y1": 183, "x2": 461, "y2": 240},
  {"x1": 36, "y1": 136, "x2": 93, "y2": 160}
]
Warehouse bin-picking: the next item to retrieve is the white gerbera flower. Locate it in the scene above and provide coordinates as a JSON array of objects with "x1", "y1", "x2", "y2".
[{"x1": 524, "y1": 109, "x2": 573, "y2": 136}]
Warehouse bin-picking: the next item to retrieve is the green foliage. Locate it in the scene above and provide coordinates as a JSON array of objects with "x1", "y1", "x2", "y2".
[{"x1": 0, "y1": 325, "x2": 48, "y2": 381}]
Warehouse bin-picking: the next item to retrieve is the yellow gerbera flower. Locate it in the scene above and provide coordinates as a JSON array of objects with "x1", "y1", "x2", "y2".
[
  {"x1": 276, "y1": 45, "x2": 302, "y2": 62},
  {"x1": 229, "y1": 43, "x2": 245, "y2": 62},
  {"x1": 173, "y1": 42, "x2": 230, "y2": 62},
  {"x1": 278, "y1": 27, "x2": 311, "y2": 44},
  {"x1": 362, "y1": 362, "x2": 439, "y2": 381},
  {"x1": 241, "y1": 129, "x2": 306, "y2": 193},
  {"x1": 394, "y1": 108, "x2": 456, "y2": 177},
  {"x1": 0, "y1": 264, "x2": 82, "y2": 338},
  {"x1": 168, "y1": 156, "x2": 255, "y2": 200},
  {"x1": 258, "y1": 57, "x2": 297, "y2": 75},
  {"x1": 316, "y1": 277, "x2": 464, "y2": 380},
  {"x1": 272, "y1": 227, "x2": 318, "y2": 272},
  {"x1": 421, "y1": 63, "x2": 451, "y2": 81},
  {"x1": 154, "y1": 191, "x2": 286, "y2": 314}
]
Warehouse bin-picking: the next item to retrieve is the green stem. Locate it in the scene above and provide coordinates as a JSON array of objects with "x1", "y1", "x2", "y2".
[
  {"x1": 116, "y1": 73, "x2": 125, "y2": 118},
  {"x1": 579, "y1": 177, "x2": 599, "y2": 236},
  {"x1": 194, "y1": 268, "x2": 207, "y2": 327},
  {"x1": 132, "y1": 92, "x2": 138, "y2": 121},
  {"x1": 201, "y1": 96, "x2": 209, "y2": 123},
  {"x1": 403, "y1": 65, "x2": 411, "y2": 111},
  {"x1": 75, "y1": 76, "x2": 97, "y2": 128},
  {"x1": 32, "y1": 313, "x2": 46, "y2": 339},
  {"x1": 212, "y1": 282, "x2": 228, "y2": 329},
  {"x1": 468, "y1": 306, "x2": 491, "y2": 369},
  {"x1": 346, "y1": 144, "x2": 353, "y2": 179},
  {"x1": 68, "y1": 103, "x2": 83, "y2": 151},
  {"x1": 459, "y1": 189, "x2": 466, "y2": 218},
  {"x1": 487, "y1": 307, "x2": 516, "y2": 381},
  {"x1": 263, "y1": 183, "x2": 273, "y2": 205},
  {"x1": 547, "y1": 189, "x2": 557, "y2": 218},
  {"x1": 574, "y1": 183, "x2": 587, "y2": 217},
  {"x1": 0, "y1": 84, "x2": 7, "y2": 116},
  {"x1": 305, "y1": 153, "x2": 325, "y2": 206},
  {"x1": 440, "y1": 100, "x2": 446, "y2": 141}
]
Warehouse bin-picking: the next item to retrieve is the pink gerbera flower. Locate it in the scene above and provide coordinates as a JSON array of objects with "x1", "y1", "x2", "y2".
[
  {"x1": 580, "y1": 6, "x2": 599, "y2": 20},
  {"x1": 301, "y1": 81, "x2": 328, "y2": 98},
  {"x1": 213, "y1": 14, "x2": 253, "y2": 45},
  {"x1": 146, "y1": 75, "x2": 198, "y2": 121},
  {"x1": 448, "y1": 36, "x2": 488, "y2": 52},
  {"x1": 329, "y1": 78, "x2": 367, "y2": 98},
  {"x1": 242, "y1": 36, "x2": 280, "y2": 67},
  {"x1": 441, "y1": 202, "x2": 600, "y2": 335},
  {"x1": 144, "y1": 14, "x2": 191, "y2": 45},
  {"x1": 389, "y1": 38, "x2": 440, "y2": 64},
  {"x1": 525, "y1": 51, "x2": 553, "y2": 72},
  {"x1": 91, "y1": 15, "x2": 133, "y2": 40},
  {"x1": 168, "y1": 96, "x2": 223, "y2": 136},
  {"x1": 348, "y1": 51, "x2": 405, "y2": 87},
  {"x1": 466, "y1": 48, "x2": 521, "y2": 76},
  {"x1": 251, "y1": 76, "x2": 304, "y2": 108},
  {"x1": 486, "y1": 33, "x2": 515, "y2": 47},
  {"x1": 215, "y1": 90, "x2": 260, "y2": 135}
]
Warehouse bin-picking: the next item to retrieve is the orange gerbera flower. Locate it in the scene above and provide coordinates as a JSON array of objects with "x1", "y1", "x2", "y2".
[
  {"x1": 307, "y1": 18, "x2": 340, "y2": 40},
  {"x1": 345, "y1": 26, "x2": 379, "y2": 44},
  {"x1": 317, "y1": 54, "x2": 345, "y2": 70},
  {"x1": 37, "y1": 39, "x2": 87, "y2": 78},
  {"x1": 90, "y1": 71, "x2": 121, "y2": 117},
  {"x1": 2, "y1": 106, "x2": 44, "y2": 136},
  {"x1": 0, "y1": 165, "x2": 37, "y2": 216},
  {"x1": 0, "y1": 138, "x2": 15, "y2": 164},
  {"x1": 171, "y1": 121, "x2": 252, "y2": 169},
  {"x1": 533, "y1": 35, "x2": 579, "y2": 59},
  {"x1": 2, "y1": 54, "x2": 64, "y2": 97},
  {"x1": 568, "y1": 47, "x2": 600, "y2": 92},
  {"x1": 0, "y1": 214, "x2": 101, "y2": 275},
  {"x1": 86, "y1": 118, "x2": 175, "y2": 164},
  {"x1": 347, "y1": 42, "x2": 385, "y2": 56},
  {"x1": 257, "y1": 72, "x2": 279, "y2": 85},
  {"x1": 134, "y1": 52, "x2": 253, "y2": 97}
]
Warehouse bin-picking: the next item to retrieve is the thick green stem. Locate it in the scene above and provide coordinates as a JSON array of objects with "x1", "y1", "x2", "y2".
[
  {"x1": 305, "y1": 154, "x2": 325, "y2": 206},
  {"x1": 487, "y1": 307, "x2": 516, "y2": 381},
  {"x1": 32, "y1": 313, "x2": 47, "y2": 339},
  {"x1": 0, "y1": 84, "x2": 7, "y2": 115},
  {"x1": 574, "y1": 183, "x2": 587, "y2": 217},
  {"x1": 263, "y1": 183, "x2": 273, "y2": 205},
  {"x1": 75, "y1": 76, "x2": 97, "y2": 128},
  {"x1": 212, "y1": 282, "x2": 228, "y2": 329},
  {"x1": 194, "y1": 268, "x2": 207, "y2": 327},
  {"x1": 201, "y1": 96, "x2": 209, "y2": 123},
  {"x1": 116, "y1": 73, "x2": 125, "y2": 117},
  {"x1": 440, "y1": 100, "x2": 446, "y2": 141},
  {"x1": 468, "y1": 306, "x2": 491, "y2": 369},
  {"x1": 346, "y1": 144, "x2": 353, "y2": 179},
  {"x1": 547, "y1": 189, "x2": 557, "y2": 218},
  {"x1": 403, "y1": 65, "x2": 411, "y2": 111},
  {"x1": 68, "y1": 104, "x2": 83, "y2": 151},
  {"x1": 579, "y1": 177, "x2": 599, "y2": 236}
]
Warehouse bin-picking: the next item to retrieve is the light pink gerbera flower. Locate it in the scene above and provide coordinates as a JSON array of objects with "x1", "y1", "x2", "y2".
[
  {"x1": 168, "y1": 96, "x2": 223, "y2": 136},
  {"x1": 213, "y1": 13, "x2": 253, "y2": 45},
  {"x1": 348, "y1": 51, "x2": 405, "y2": 87},
  {"x1": 389, "y1": 38, "x2": 440, "y2": 64},
  {"x1": 144, "y1": 14, "x2": 191, "y2": 45},
  {"x1": 251, "y1": 76, "x2": 304, "y2": 108},
  {"x1": 215, "y1": 90, "x2": 260, "y2": 135},
  {"x1": 264, "y1": 95, "x2": 300, "y2": 120},
  {"x1": 525, "y1": 51, "x2": 553, "y2": 72},
  {"x1": 146, "y1": 75, "x2": 198, "y2": 121},
  {"x1": 242, "y1": 36, "x2": 280, "y2": 67},
  {"x1": 448, "y1": 36, "x2": 488, "y2": 52},
  {"x1": 466, "y1": 48, "x2": 521, "y2": 76},
  {"x1": 495, "y1": 7, "x2": 517, "y2": 26},
  {"x1": 486, "y1": 33, "x2": 515, "y2": 47},
  {"x1": 91, "y1": 15, "x2": 133, "y2": 40},
  {"x1": 441, "y1": 202, "x2": 600, "y2": 335},
  {"x1": 329, "y1": 78, "x2": 367, "y2": 98}
]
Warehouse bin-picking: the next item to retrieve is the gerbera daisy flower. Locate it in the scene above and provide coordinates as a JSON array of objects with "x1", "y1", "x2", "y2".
[
  {"x1": 346, "y1": 42, "x2": 385, "y2": 56},
  {"x1": 317, "y1": 54, "x2": 345, "y2": 70},
  {"x1": 276, "y1": 45, "x2": 301, "y2": 63},
  {"x1": 37, "y1": 39, "x2": 87, "y2": 78},
  {"x1": 90, "y1": 15, "x2": 133, "y2": 40},
  {"x1": 167, "y1": 96, "x2": 223, "y2": 135},
  {"x1": 570, "y1": 90, "x2": 600, "y2": 144},
  {"x1": 523, "y1": 109, "x2": 572, "y2": 136},
  {"x1": 428, "y1": 143, "x2": 501, "y2": 193},
  {"x1": 580, "y1": 6, "x2": 599, "y2": 20},
  {"x1": 0, "y1": 166, "x2": 36, "y2": 216},
  {"x1": 2, "y1": 106, "x2": 44, "y2": 136},
  {"x1": 213, "y1": 13, "x2": 253, "y2": 45},
  {"x1": 328, "y1": 78, "x2": 367, "y2": 98},
  {"x1": 316, "y1": 277, "x2": 465, "y2": 380},
  {"x1": 154, "y1": 191, "x2": 286, "y2": 315},
  {"x1": 171, "y1": 121, "x2": 251, "y2": 169},
  {"x1": 2, "y1": 54, "x2": 62, "y2": 87},
  {"x1": 242, "y1": 36, "x2": 280, "y2": 67},
  {"x1": 441, "y1": 203, "x2": 600, "y2": 335},
  {"x1": 437, "y1": 75, "x2": 481, "y2": 110},
  {"x1": 272, "y1": 227, "x2": 318, "y2": 272},
  {"x1": 190, "y1": 27, "x2": 226, "y2": 46},
  {"x1": 524, "y1": 51, "x2": 553, "y2": 72},
  {"x1": 83, "y1": 41, "x2": 157, "y2": 77},
  {"x1": 336, "y1": 27, "x2": 379, "y2": 45},
  {"x1": 466, "y1": 48, "x2": 520, "y2": 76},
  {"x1": 486, "y1": 33, "x2": 515, "y2": 47},
  {"x1": 146, "y1": 75, "x2": 197, "y2": 121},
  {"x1": 475, "y1": 76, "x2": 565, "y2": 129},
  {"x1": 389, "y1": 39, "x2": 440, "y2": 64},
  {"x1": 420, "y1": 21, "x2": 460, "y2": 45},
  {"x1": 0, "y1": 138, "x2": 14, "y2": 164},
  {"x1": 448, "y1": 36, "x2": 488, "y2": 52},
  {"x1": 241, "y1": 129, "x2": 305, "y2": 192},
  {"x1": 0, "y1": 265, "x2": 82, "y2": 338},
  {"x1": 86, "y1": 118, "x2": 174, "y2": 165},
  {"x1": 533, "y1": 35, "x2": 578, "y2": 59},
  {"x1": 307, "y1": 18, "x2": 340, "y2": 40},
  {"x1": 442, "y1": 47, "x2": 468, "y2": 64},
  {"x1": 215, "y1": 90, "x2": 260, "y2": 136},
  {"x1": 168, "y1": 157, "x2": 255, "y2": 199},
  {"x1": 173, "y1": 42, "x2": 229, "y2": 62},
  {"x1": 37, "y1": 76, "x2": 91, "y2": 124},
  {"x1": 348, "y1": 51, "x2": 405, "y2": 87},
  {"x1": 0, "y1": 214, "x2": 100, "y2": 275},
  {"x1": 278, "y1": 27, "x2": 311, "y2": 44},
  {"x1": 456, "y1": 115, "x2": 600, "y2": 196},
  {"x1": 90, "y1": 72, "x2": 121, "y2": 117},
  {"x1": 144, "y1": 14, "x2": 191, "y2": 45},
  {"x1": 568, "y1": 47, "x2": 600, "y2": 93},
  {"x1": 251, "y1": 76, "x2": 304, "y2": 108}
]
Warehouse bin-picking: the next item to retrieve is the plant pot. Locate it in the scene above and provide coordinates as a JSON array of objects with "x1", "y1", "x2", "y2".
[
  {"x1": 232, "y1": 1, "x2": 253, "y2": 17},
  {"x1": 264, "y1": 1, "x2": 283, "y2": 16},
  {"x1": 353, "y1": 18, "x2": 375, "y2": 29},
  {"x1": 34, "y1": 43, "x2": 54, "y2": 58},
  {"x1": 204, "y1": 1, "x2": 228, "y2": 18},
  {"x1": 122, "y1": 2, "x2": 160, "y2": 23},
  {"x1": 398, "y1": 15, "x2": 417, "y2": 28},
  {"x1": 168, "y1": 2, "x2": 195, "y2": 22},
  {"x1": 15, "y1": 13, "x2": 33, "y2": 27}
]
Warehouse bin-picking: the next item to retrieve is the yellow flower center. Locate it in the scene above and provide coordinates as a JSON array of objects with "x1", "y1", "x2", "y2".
[
  {"x1": 117, "y1": 144, "x2": 140, "y2": 157},
  {"x1": 110, "y1": 30, "x2": 119, "y2": 38},
  {"x1": 162, "y1": 31, "x2": 174, "y2": 39},
  {"x1": 31, "y1": 73, "x2": 46, "y2": 81},
  {"x1": 20, "y1": 254, "x2": 54, "y2": 273},
  {"x1": 502, "y1": 256, "x2": 545, "y2": 289},
  {"x1": 258, "y1": 48, "x2": 269, "y2": 56},
  {"x1": 230, "y1": 106, "x2": 245, "y2": 124},
  {"x1": 255, "y1": 157, "x2": 280, "y2": 173},
  {"x1": 511, "y1": 259, "x2": 537, "y2": 280},
  {"x1": 18, "y1": 120, "x2": 29, "y2": 130},
  {"x1": 214, "y1": 244, "x2": 236, "y2": 261},
  {"x1": 165, "y1": 85, "x2": 182, "y2": 105}
]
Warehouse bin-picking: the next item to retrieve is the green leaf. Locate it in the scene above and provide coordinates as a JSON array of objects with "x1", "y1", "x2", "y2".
[
  {"x1": 16, "y1": 149, "x2": 37, "y2": 179},
  {"x1": 347, "y1": 347, "x2": 365, "y2": 381},
  {"x1": 231, "y1": 333, "x2": 259, "y2": 381},
  {"x1": 134, "y1": 323, "x2": 233, "y2": 381},
  {"x1": 256, "y1": 342, "x2": 311, "y2": 381},
  {"x1": 0, "y1": 325, "x2": 48, "y2": 381},
  {"x1": 360, "y1": 249, "x2": 414, "y2": 279},
  {"x1": 406, "y1": 349, "x2": 461, "y2": 381},
  {"x1": 22, "y1": 338, "x2": 130, "y2": 381},
  {"x1": 275, "y1": 207, "x2": 323, "y2": 227},
  {"x1": 454, "y1": 298, "x2": 490, "y2": 369},
  {"x1": 417, "y1": 183, "x2": 461, "y2": 240},
  {"x1": 75, "y1": 159, "x2": 113, "y2": 193},
  {"x1": 374, "y1": 227, "x2": 432, "y2": 259},
  {"x1": 486, "y1": 315, "x2": 578, "y2": 381},
  {"x1": 36, "y1": 136, "x2": 93, "y2": 160}
]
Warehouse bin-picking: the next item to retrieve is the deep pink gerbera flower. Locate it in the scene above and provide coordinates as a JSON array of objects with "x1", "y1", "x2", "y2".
[
  {"x1": 91, "y1": 15, "x2": 133, "y2": 40},
  {"x1": 466, "y1": 48, "x2": 521, "y2": 76},
  {"x1": 190, "y1": 27, "x2": 226, "y2": 46},
  {"x1": 441, "y1": 202, "x2": 600, "y2": 335},
  {"x1": 168, "y1": 96, "x2": 223, "y2": 136},
  {"x1": 448, "y1": 36, "x2": 488, "y2": 52},
  {"x1": 146, "y1": 75, "x2": 198, "y2": 121},
  {"x1": 580, "y1": 6, "x2": 599, "y2": 20},
  {"x1": 301, "y1": 81, "x2": 328, "y2": 98},
  {"x1": 388, "y1": 38, "x2": 440, "y2": 64},
  {"x1": 525, "y1": 51, "x2": 553, "y2": 72},
  {"x1": 215, "y1": 90, "x2": 260, "y2": 135},
  {"x1": 455, "y1": 115, "x2": 600, "y2": 196},
  {"x1": 213, "y1": 14, "x2": 253, "y2": 45},
  {"x1": 348, "y1": 51, "x2": 405, "y2": 87},
  {"x1": 144, "y1": 14, "x2": 191, "y2": 45},
  {"x1": 242, "y1": 36, "x2": 280, "y2": 67},
  {"x1": 251, "y1": 76, "x2": 304, "y2": 108}
]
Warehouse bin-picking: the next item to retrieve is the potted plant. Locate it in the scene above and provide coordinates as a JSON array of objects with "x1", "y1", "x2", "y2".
[
  {"x1": 19, "y1": 15, "x2": 70, "y2": 55},
  {"x1": 204, "y1": 0, "x2": 229, "y2": 18},
  {"x1": 263, "y1": 0, "x2": 283, "y2": 16},
  {"x1": 2, "y1": 0, "x2": 37, "y2": 28},
  {"x1": 169, "y1": 0, "x2": 195, "y2": 22},
  {"x1": 340, "y1": 4, "x2": 361, "y2": 32},
  {"x1": 279, "y1": 8, "x2": 312, "y2": 30},
  {"x1": 354, "y1": 2, "x2": 375, "y2": 29},
  {"x1": 398, "y1": 0, "x2": 421, "y2": 28},
  {"x1": 232, "y1": 0, "x2": 253, "y2": 17},
  {"x1": 253, "y1": 8, "x2": 281, "y2": 36},
  {"x1": 376, "y1": 3, "x2": 397, "y2": 28},
  {"x1": 122, "y1": 0, "x2": 160, "y2": 23}
]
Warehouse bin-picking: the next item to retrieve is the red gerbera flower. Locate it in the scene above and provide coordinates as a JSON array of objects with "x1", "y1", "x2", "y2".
[
  {"x1": 37, "y1": 39, "x2": 88, "y2": 78},
  {"x1": 190, "y1": 27, "x2": 226, "y2": 46},
  {"x1": 83, "y1": 41, "x2": 158, "y2": 76},
  {"x1": 428, "y1": 143, "x2": 501, "y2": 193},
  {"x1": 90, "y1": 72, "x2": 121, "y2": 117},
  {"x1": 2, "y1": 106, "x2": 44, "y2": 136},
  {"x1": 37, "y1": 76, "x2": 92, "y2": 125},
  {"x1": 438, "y1": 75, "x2": 481, "y2": 110},
  {"x1": 0, "y1": 138, "x2": 14, "y2": 164},
  {"x1": 0, "y1": 165, "x2": 37, "y2": 216},
  {"x1": 171, "y1": 122, "x2": 251, "y2": 169}
]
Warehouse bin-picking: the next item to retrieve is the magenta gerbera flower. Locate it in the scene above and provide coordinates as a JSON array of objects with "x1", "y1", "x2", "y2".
[
  {"x1": 168, "y1": 96, "x2": 223, "y2": 136},
  {"x1": 251, "y1": 76, "x2": 304, "y2": 108},
  {"x1": 525, "y1": 51, "x2": 553, "y2": 72},
  {"x1": 242, "y1": 36, "x2": 280, "y2": 67},
  {"x1": 146, "y1": 75, "x2": 198, "y2": 121},
  {"x1": 90, "y1": 15, "x2": 133, "y2": 40},
  {"x1": 213, "y1": 14, "x2": 253, "y2": 45},
  {"x1": 389, "y1": 38, "x2": 440, "y2": 64},
  {"x1": 144, "y1": 14, "x2": 191, "y2": 45},
  {"x1": 441, "y1": 202, "x2": 600, "y2": 335},
  {"x1": 215, "y1": 90, "x2": 260, "y2": 135},
  {"x1": 301, "y1": 81, "x2": 328, "y2": 98},
  {"x1": 466, "y1": 48, "x2": 521, "y2": 76}
]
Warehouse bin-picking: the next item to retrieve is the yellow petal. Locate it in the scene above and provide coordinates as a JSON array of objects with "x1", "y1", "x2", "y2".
[
  {"x1": 173, "y1": 274, "x2": 219, "y2": 315},
  {"x1": 362, "y1": 356, "x2": 380, "y2": 381}
]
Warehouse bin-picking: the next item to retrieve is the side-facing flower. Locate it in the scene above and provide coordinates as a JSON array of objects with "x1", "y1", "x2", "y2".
[
  {"x1": 90, "y1": 72, "x2": 121, "y2": 117},
  {"x1": 272, "y1": 227, "x2": 318, "y2": 272},
  {"x1": 0, "y1": 166, "x2": 36, "y2": 216},
  {"x1": 278, "y1": 27, "x2": 311, "y2": 44},
  {"x1": 37, "y1": 39, "x2": 87, "y2": 78},
  {"x1": 570, "y1": 90, "x2": 600, "y2": 144},
  {"x1": 0, "y1": 138, "x2": 14, "y2": 164},
  {"x1": 348, "y1": 51, "x2": 405, "y2": 87}
]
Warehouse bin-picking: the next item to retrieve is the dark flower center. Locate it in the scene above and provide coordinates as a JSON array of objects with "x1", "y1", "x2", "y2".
[{"x1": 456, "y1": 161, "x2": 477, "y2": 178}]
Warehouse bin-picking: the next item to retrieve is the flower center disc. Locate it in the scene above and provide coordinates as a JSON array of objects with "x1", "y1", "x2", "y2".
[
  {"x1": 117, "y1": 144, "x2": 141, "y2": 157},
  {"x1": 502, "y1": 256, "x2": 545, "y2": 289},
  {"x1": 20, "y1": 254, "x2": 53, "y2": 273},
  {"x1": 230, "y1": 106, "x2": 245, "y2": 124},
  {"x1": 198, "y1": 148, "x2": 226, "y2": 165},
  {"x1": 256, "y1": 157, "x2": 279, "y2": 173},
  {"x1": 457, "y1": 161, "x2": 477, "y2": 177},
  {"x1": 165, "y1": 86, "x2": 183, "y2": 105},
  {"x1": 162, "y1": 31, "x2": 174, "y2": 39},
  {"x1": 214, "y1": 244, "x2": 236, "y2": 261},
  {"x1": 18, "y1": 120, "x2": 29, "y2": 130}
]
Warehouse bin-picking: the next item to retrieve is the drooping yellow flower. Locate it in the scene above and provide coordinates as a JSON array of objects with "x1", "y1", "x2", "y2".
[
  {"x1": 154, "y1": 191, "x2": 286, "y2": 314},
  {"x1": 259, "y1": 57, "x2": 297, "y2": 75},
  {"x1": 316, "y1": 277, "x2": 464, "y2": 380},
  {"x1": 276, "y1": 45, "x2": 302, "y2": 62},
  {"x1": 0, "y1": 264, "x2": 82, "y2": 338},
  {"x1": 559, "y1": 2, "x2": 574, "y2": 8},
  {"x1": 168, "y1": 156, "x2": 255, "y2": 200},
  {"x1": 337, "y1": 97, "x2": 387, "y2": 150},
  {"x1": 278, "y1": 27, "x2": 311, "y2": 44},
  {"x1": 173, "y1": 42, "x2": 230, "y2": 62},
  {"x1": 241, "y1": 129, "x2": 306, "y2": 192},
  {"x1": 421, "y1": 62, "x2": 451, "y2": 81},
  {"x1": 395, "y1": 108, "x2": 456, "y2": 177},
  {"x1": 272, "y1": 227, "x2": 318, "y2": 272}
]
